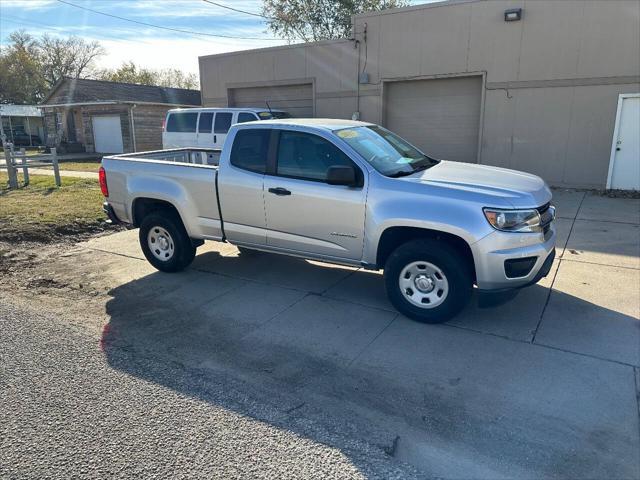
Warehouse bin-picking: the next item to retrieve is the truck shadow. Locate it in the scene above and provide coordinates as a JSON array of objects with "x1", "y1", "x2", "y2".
[{"x1": 100, "y1": 252, "x2": 638, "y2": 478}]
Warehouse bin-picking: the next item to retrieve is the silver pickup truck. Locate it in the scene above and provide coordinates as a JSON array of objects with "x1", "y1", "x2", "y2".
[{"x1": 100, "y1": 119, "x2": 556, "y2": 323}]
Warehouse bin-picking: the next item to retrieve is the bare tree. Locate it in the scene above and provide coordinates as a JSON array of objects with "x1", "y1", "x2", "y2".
[{"x1": 38, "y1": 35, "x2": 105, "y2": 88}]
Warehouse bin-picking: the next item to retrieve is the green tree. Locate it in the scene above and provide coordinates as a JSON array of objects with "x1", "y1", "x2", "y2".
[
  {"x1": 97, "y1": 61, "x2": 198, "y2": 90},
  {"x1": 0, "y1": 31, "x2": 47, "y2": 104},
  {"x1": 263, "y1": 0, "x2": 409, "y2": 42}
]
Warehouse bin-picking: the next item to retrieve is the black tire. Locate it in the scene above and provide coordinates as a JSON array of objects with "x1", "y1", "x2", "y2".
[
  {"x1": 139, "y1": 212, "x2": 196, "y2": 273},
  {"x1": 384, "y1": 239, "x2": 472, "y2": 323}
]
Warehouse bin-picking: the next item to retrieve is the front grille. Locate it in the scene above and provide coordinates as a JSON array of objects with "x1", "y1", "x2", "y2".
[{"x1": 536, "y1": 202, "x2": 555, "y2": 236}]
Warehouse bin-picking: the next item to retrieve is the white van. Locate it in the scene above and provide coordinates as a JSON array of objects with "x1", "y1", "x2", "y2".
[{"x1": 162, "y1": 107, "x2": 291, "y2": 149}]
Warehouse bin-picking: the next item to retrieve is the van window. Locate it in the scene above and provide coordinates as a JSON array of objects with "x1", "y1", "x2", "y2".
[
  {"x1": 238, "y1": 112, "x2": 258, "y2": 123},
  {"x1": 198, "y1": 112, "x2": 213, "y2": 133},
  {"x1": 166, "y1": 112, "x2": 198, "y2": 133},
  {"x1": 230, "y1": 129, "x2": 270, "y2": 173},
  {"x1": 214, "y1": 112, "x2": 233, "y2": 133},
  {"x1": 276, "y1": 130, "x2": 354, "y2": 182}
]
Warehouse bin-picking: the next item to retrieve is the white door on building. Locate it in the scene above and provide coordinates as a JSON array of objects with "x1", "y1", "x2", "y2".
[
  {"x1": 92, "y1": 115, "x2": 124, "y2": 153},
  {"x1": 608, "y1": 94, "x2": 640, "y2": 190}
]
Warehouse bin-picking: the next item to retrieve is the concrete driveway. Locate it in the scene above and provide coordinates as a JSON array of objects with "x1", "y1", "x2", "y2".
[{"x1": 55, "y1": 191, "x2": 640, "y2": 477}]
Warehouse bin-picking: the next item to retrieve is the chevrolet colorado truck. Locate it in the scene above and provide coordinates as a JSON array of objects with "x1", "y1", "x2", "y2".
[{"x1": 100, "y1": 119, "x2": 556, "y2": 323}]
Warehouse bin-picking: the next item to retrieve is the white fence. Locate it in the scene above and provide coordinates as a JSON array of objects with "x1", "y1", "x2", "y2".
[{"x1": 1, "y1": 144, "x2": 60, "y2": 189}]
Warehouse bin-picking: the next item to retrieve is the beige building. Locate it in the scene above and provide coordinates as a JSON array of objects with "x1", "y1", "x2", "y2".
[{"x1": 199, "y1": 0, "x2": 640, "y2": 189}]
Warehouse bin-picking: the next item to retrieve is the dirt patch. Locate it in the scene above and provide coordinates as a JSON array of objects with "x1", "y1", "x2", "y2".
[
  {"x1": 596, "y1": 189, "x2": 640, "y2": 199},
  {"x1": 0, "y1": 218, "x2": 122, "y2": 244}
]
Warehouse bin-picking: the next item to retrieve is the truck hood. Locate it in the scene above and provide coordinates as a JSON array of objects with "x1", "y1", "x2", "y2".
[{"x1": 397, "y1": 160, "x2": 552, "y2": 208}]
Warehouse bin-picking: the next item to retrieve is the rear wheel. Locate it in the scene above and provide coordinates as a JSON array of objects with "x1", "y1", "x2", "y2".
[
  {"x1": 384, "y1": 239, "x2": 472, "y2": 323},
  {"x1": 139, "y1": 212, "x2": 196, "y2": 272}
]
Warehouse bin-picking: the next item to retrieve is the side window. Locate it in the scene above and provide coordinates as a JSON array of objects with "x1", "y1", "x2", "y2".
[
  {"x1": 214, "y1": 112, "x2": 233, "y2": 134},
  {"x1": 276, "y1": 130, "x2": 354, "y2": 182},
  {"x1": 166, "y1": 112, "x2": 198, "y2": 133},
  {"x1": 198, "y1": 112, "x2": 213, "y2": 133},
  {"x1": 237, "y1": 112, "x2": 258, "y2": 123},
  {"x1": 229, "y1": 129, "x2": 270, "y2": 173}
]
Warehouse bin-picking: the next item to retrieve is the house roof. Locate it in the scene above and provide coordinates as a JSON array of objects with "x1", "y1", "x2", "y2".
[{"x1": 42, "y1": 77, "x2": 201, "y2": 106}]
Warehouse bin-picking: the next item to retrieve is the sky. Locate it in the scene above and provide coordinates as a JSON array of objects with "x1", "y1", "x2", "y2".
[{"x1": 0, "y1": 0, "x2": 425, "y2": 77}]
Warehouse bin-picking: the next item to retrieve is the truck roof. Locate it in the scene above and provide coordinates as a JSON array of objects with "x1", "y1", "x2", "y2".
[{"x1": 250, "y1": 118, "x2": 375, "y2": 130}]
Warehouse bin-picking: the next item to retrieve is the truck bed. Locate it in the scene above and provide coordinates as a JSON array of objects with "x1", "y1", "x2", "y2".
[{"x1": 101, "y1": 147, "x2": 223, "y2": 240}]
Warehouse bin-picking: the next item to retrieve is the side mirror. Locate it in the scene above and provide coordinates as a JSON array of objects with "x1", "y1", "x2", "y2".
[{"x1": 326, "y1": 165, "x2": 357, "y2": 186}]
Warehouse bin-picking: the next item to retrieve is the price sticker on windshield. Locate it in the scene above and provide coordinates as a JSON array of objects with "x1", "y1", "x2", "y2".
[{"x1": 337, "y1": 129, "x2": 359, "y2": 139}]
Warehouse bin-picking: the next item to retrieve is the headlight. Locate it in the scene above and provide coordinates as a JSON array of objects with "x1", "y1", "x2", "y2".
[{"x1": 483, "y1": 208, "x2": 541, "y2": 233}]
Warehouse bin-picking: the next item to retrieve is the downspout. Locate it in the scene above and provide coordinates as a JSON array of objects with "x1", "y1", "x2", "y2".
[{"x1": 129, "y1": 104, "x2": 137, "y2": 152}]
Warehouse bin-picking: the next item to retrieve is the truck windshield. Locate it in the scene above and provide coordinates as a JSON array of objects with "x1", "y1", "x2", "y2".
[
  {"x1": 335, "y1": 126, "x2": 439, "y2": 177},
  {"x1": 257, "y1": 111, "x2": 292, "y2": 120}
]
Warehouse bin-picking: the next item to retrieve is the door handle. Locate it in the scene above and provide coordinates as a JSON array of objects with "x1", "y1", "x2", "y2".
[
  {"x1": 214, "y1": 135, "x2": 217, "y2": 143},
  {"x1": 268, "y1": 187, "x2": 291, "y2": 196}
]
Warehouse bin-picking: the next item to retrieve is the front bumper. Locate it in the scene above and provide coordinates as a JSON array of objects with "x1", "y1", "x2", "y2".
[{"x1": 472, "y1": 222, "x2": 557, "y2": 291}]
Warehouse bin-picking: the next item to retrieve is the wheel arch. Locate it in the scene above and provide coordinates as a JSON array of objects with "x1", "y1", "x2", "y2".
[
  {"x1": 132, "y1": 197, "x2": 182, "y2": 228},
  {"x1": 376, "y1": 226, "x2": 476, "y2": 282}
]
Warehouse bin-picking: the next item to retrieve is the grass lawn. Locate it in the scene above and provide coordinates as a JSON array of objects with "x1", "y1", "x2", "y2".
[
  {"x1": 57, "y1": 161, "x2": 102, "y2": 173},
  {"x1": 0, "y1": 172, "x2": 107, "y2": 242}
]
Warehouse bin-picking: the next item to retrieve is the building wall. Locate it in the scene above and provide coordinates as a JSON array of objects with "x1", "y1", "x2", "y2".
[
  {"x1": 132, "y1": 105, "x2": 172, "y2": 152},
  {"x1": 199, "y1": 0, "x2": 640, "y2": 188}
]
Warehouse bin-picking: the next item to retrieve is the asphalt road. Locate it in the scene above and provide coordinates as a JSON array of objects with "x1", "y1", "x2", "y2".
[{"x1": 0, "y1": 296, "x2": 419, "y2": 479}]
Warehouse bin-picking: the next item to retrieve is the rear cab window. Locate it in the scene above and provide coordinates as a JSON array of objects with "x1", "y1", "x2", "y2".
[
  {"x1": 230, "y1": 129, "x2": 270, "y2": 173},
  {"x1": 166, "y1": 112, "x2": 198, "y2": 132}
]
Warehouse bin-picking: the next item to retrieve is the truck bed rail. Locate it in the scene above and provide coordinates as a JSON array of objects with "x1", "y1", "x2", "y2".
[{"x1": 106, "y1": 148, "x2": 221, "y2": 167}]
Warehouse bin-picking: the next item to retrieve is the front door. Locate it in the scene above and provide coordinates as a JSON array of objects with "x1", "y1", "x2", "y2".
[{"x1": 263, "y1": 129, "x2": 367, "y2": 260}]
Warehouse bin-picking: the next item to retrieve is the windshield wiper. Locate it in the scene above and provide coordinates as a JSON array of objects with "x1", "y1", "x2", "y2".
[{"x1": 387, "y1": 170, "x2": 415, "y2": 178}]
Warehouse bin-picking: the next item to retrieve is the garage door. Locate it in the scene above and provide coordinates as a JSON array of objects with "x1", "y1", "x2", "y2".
[
  {"x1": 385, "y1": 76, "x2": 482, "y2": 163},
  {"x1": 92, "y1": 115, "x2": 124, "y2": 153},
  {"x1": 229, "y1": 84, "x2": 313, "y2": 117}
]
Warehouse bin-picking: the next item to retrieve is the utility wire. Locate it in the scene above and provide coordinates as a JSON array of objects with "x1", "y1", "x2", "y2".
[
  {"x1": 55, "y1": 0, "x2": 282, "y2": 41},
  {"x1": 0, "y1": 13, "x2": 68, "y2": 32},
  {"x1": 201, "y1": 0, "x2": 273, "y2": 20}
]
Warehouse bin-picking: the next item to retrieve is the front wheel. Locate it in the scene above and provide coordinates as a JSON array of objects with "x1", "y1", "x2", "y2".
[
  {"x1": 384, "y1": 239, "x2": 472, "y2": 323},
  {"x1": 139, "y1": 212, "x2": 196, "y2": 272}
]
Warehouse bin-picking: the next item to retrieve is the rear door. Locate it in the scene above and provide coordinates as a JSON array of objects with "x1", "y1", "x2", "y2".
[
  {"x1": 263, "y1": 129, "x2": 367, "y2": 260},
  {"x1": 213, "y1": 111, "x2": 233, "y2": 149},
  {"x1": 217, "y1": 128, "x2": 270, "y2": 247},
  {"x1": 163, "y1": 111, "x2": 198, "y2": 148}
]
